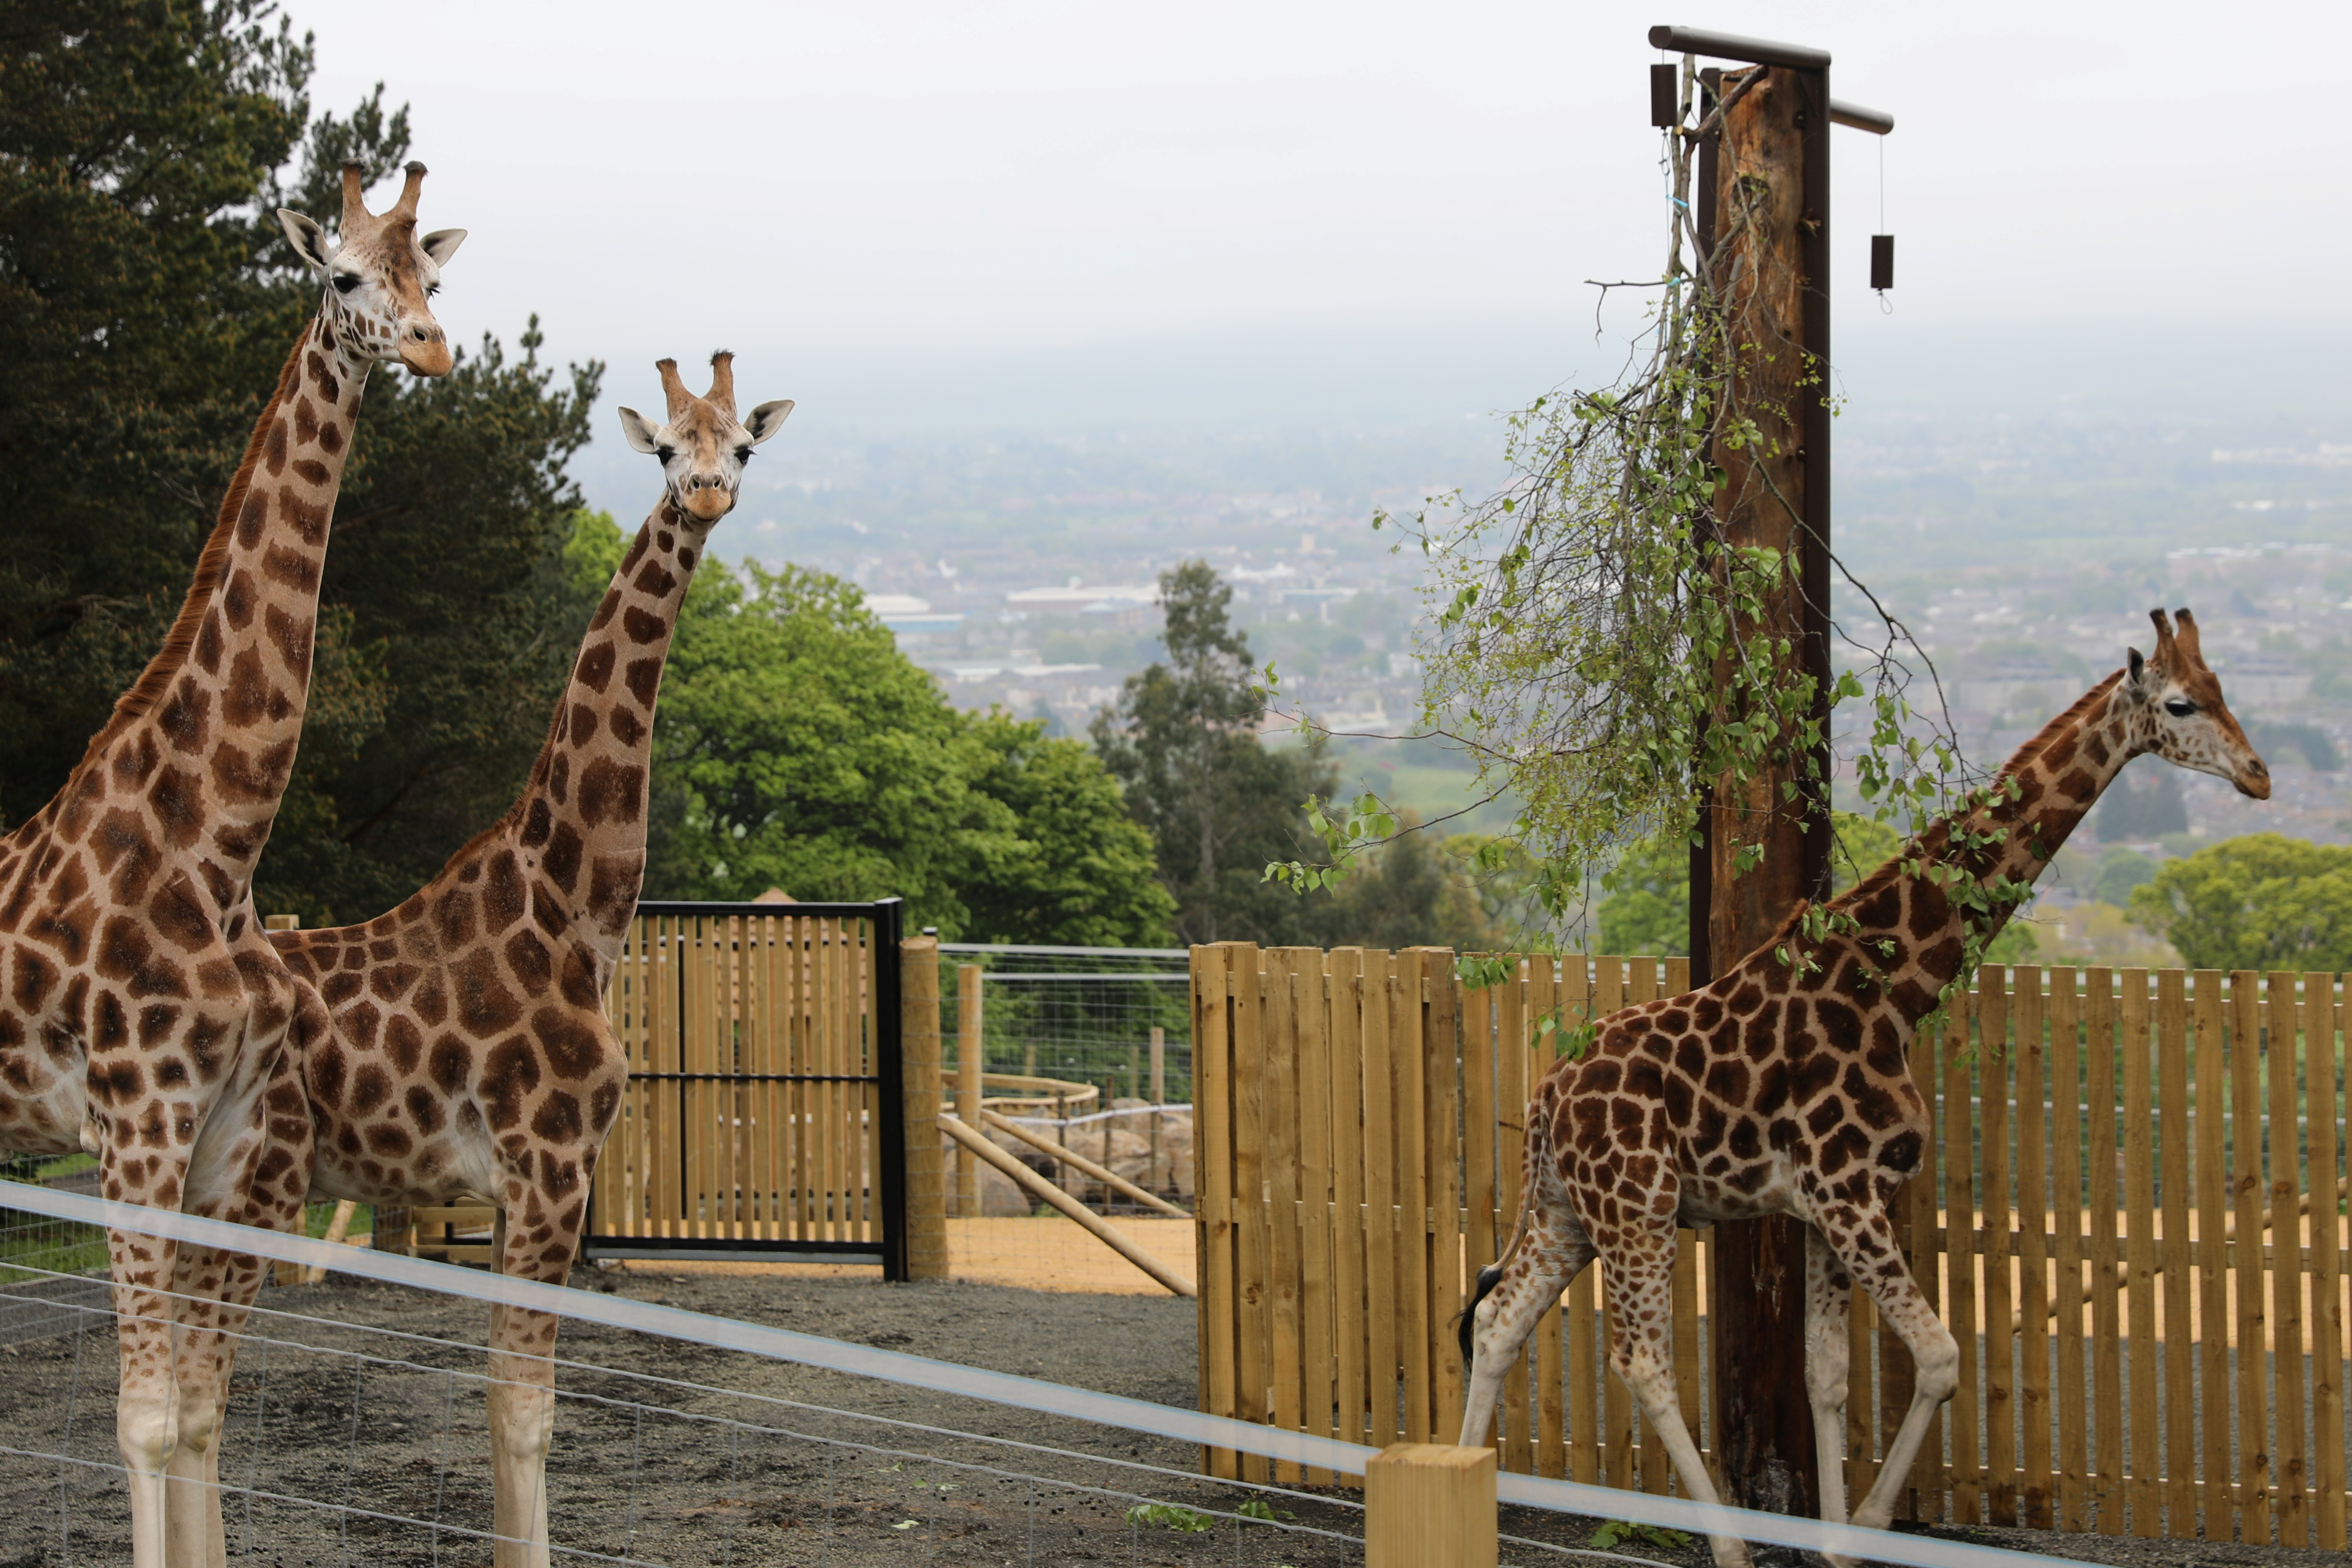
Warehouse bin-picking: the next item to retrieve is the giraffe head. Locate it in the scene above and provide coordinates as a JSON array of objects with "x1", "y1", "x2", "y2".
[
  {"x1": 615, "y1": 353, "x2": 794, "y2": 524},
  {"x1": 2124, "y1": 607, "x2": 2270, "y2": 799},
  {"x1": 276, "y1": 161, "x2": 465, "y2": 376}
]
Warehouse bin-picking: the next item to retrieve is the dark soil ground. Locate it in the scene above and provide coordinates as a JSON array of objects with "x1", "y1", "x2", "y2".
[{"x1": 2, "y1": 1268, "x2": 2344, "y2": 1568}]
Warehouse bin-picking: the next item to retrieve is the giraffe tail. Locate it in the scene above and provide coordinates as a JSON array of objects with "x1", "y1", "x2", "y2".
[{"x1": 1456, "y1": 1091, "x2": 1546, "y2": 1371}]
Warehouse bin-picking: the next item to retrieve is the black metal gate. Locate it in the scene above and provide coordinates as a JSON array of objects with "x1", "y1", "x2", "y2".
[{"x1": 583, "y1": 899, "x2": 909, "y2": 1278}]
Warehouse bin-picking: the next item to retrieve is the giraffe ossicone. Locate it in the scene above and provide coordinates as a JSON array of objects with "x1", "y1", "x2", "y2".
[
  {"x1": 0, "y1": 158, "x2": 463, "y2": 1568},
  {"x1": 271, "y1": 353, "x2": 792, "y2": 1568},
  {"x1": 1458, "y1": 607, "x2": 2268, "y2": 1568}
]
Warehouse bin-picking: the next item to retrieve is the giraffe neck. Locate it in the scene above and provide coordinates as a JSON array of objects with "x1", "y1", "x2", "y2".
[
  {"x1": 56, "y1": 316, "x2": 372, "y2": 909},
  {"x1": 506, "y1": 500, "x2": 704, "y2": 965},
  {"x1": 1825, "y1": 669, "x2": 2144, "y2": 1019}
]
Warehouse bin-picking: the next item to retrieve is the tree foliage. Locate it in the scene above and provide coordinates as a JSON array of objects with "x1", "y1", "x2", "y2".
[
  {"x1": 586, "y1": 515, "x2": 1169, "y2": 945},
  {"x1": 1092, "y1": 562, "x2": 1336, "y2": 947},
  {"x1": 2127, "y1": 833, "x2": 2352, "y2": 973},
  {"x1": 0, "y1": 5, "x2": 604, "y2": 927}
]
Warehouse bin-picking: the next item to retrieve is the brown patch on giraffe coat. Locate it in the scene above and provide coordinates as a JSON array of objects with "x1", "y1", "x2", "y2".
[
  {"x1": 576, "y1": 759, "x2": 643, "y2": 828},
  {"x1": 589, "y1": 589, "x2": 622, "y2": 631},
  {"x1": 385, "y1": 1013, "x2": 424, "y2": 1074},
  {"x1": 558, "y1": 945, "x2": 601, "y2": 1008},
  {"x1": 633, "y1": 560, "x2": 677, "y2": 597},
  {"x1": 484, "y1": 851, "x2": 527, "y2": 931},
  {"x1": 505, "y1": 929, "x2": 552, "y2": 996},
  {"x1": 543, "y1": 822, "x2": 583, "y2": 892},
  {"x1": 428, "y1": 1036, "x2": 472, "y2": 1094},
  {"x1": 575, "y1": 642, "x2": 616, "y2": 694},
  {"x1": 569, "y1": 704, "x2": 599, "y2": 746},
  {"x1": 433, "y1": 889, "x2": 478, "y2": 948},
  {"x1": 623, "y1": 658, "x2": 662, "y2": 708},
  {"x1": 482, "y1": 1038, "x2": 541, "y2": 1129},
  {"x1": 452, "y1": 948, "x2": 521, "y2": 1034},
  {"x1": 261, "y1": 544, "x2": 318, "y2": 593},
  {"x1": 607, "y1": 708, "x2": 645, "y2": 748}
]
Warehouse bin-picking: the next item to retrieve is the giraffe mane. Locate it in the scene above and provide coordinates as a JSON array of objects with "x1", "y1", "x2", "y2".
[{"x1": 71, "y1": 329, "x2": 307, "y2": 777}]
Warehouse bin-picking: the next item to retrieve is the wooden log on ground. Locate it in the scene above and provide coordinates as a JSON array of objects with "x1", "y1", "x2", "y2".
[
  {"x1": 938, "y1": 1113, "x2": 1195, "y2": 1297},
  {"x1": 979, "y1": 1106, "x2": 1189, "y2": 1218}
]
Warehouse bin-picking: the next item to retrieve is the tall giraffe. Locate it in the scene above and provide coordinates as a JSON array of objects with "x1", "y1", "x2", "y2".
[
  {"x1": 1459, "y1": 609, "x2": 2269, "y2": 1568},
  {"x1": 0, "y1": 162, "x2": 463, "y2": 1568},
  {"x1": 270, "y1": 355, "x2": 792, "y2": 1568}
]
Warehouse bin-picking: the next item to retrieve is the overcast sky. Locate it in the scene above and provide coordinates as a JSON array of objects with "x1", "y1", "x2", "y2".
[{"x1": 297, "y1": 1, "x2": 2352, "y2": 430}]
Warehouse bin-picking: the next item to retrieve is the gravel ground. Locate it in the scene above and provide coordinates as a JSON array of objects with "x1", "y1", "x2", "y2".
[{"x1": 0, "y1": 1268, "x2": 2343, "y2": 1568}]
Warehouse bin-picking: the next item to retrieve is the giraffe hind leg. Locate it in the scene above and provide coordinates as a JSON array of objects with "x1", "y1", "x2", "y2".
[
  {"x1": 1804, "y1": 1222, "x2": 1858, "y2": 1568},
  {"x1": 1602, "y1": 1232, "x2": 1752, "y2": 1568},
  {"x1": 1456, "y1": 1217, "x2": 1593, "y2": 1449}
]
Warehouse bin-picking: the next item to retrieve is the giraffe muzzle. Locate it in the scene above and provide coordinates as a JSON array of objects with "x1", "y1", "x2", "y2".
[
  {"x1": 399, "y1": 324, "x2": 453, "y2": 377},
  {"x1": 2235, "y1": 756, "x2": 2271, "y2": 800}
]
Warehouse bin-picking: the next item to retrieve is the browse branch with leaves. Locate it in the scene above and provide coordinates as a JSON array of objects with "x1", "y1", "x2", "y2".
[{"x1": 1268, "y1": 56, "x2": 2026, "y2": 999}]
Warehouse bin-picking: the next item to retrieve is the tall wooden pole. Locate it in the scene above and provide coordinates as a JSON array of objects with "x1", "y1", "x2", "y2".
[{"x1": 1692, "y1": 60, "x2": 1834, "y2": 1519}]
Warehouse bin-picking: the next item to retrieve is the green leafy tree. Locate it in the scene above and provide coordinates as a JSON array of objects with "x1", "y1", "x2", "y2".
[
  {"x1": 0, "y1": 8, "x2": 603, "y2": 927},
  {"x1": 2093, "y1": 847, "x2": 2159, "y2": 907},
  {"x1": 608, "y1": 521, "x2": 1167, "y2": 944},
  {"x1": 1092, "y1": 562, "x2": 1337, "y2": 946},
  {"x1": 1308, "y1": 814, "x2": 1500, "y2": 952},
  {"x1": 957, "y1": 710, "x2": 1176, "y2": 947},
  {"x1": 2128, "y1": 833, "x2": 2352, "y2": 972},
  {"x1": 2, "y1": 3, "x2": 362, "y2": 822}
]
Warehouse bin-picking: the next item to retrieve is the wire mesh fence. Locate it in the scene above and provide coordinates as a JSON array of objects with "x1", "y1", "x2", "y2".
[
  {"x1": 933, "y1": 945, "x2": 1199, "y2": 1293},
  {"x1": 0, "y1": 1181, "x2": 2101, "y2": 1568}
]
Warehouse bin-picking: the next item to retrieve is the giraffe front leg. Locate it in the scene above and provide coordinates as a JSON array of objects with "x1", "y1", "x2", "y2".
[
  {"x1": 108, "y1": 1221, "x2": 183, "y2": 1568},
  {"x1": 1803, "y1": 1223, "x2": 1857, "y2": 1568},
  {"x1": 1822, "y1": 1208, "x2": 1958, "y2": 1536},
  {"x1": 1603, "y1": 1238, "x2": 1751, "y2": 1568},
  {"x1": 488, "y1": 1177, "x2": 594, "y2": 1568}
]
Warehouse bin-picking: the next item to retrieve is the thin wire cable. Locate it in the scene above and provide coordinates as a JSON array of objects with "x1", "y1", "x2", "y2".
[
  {"x1": 3, "y1": 1273, "x2": 1357, "y2": 1521},
  {"x1": 0, "y1": 1448, "x2": 667, "y2": 1568}
]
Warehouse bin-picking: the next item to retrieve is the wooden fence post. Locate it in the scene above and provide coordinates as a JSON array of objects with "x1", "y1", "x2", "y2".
[
  {"x1": 1366, "y1": 1443, "x2": 1496, "y2": 1568},
  {"x1": 957, "y1": 964, "x2": 983, "y2": 1217},
  {"x1": 899, "y1": 935, "x2": 948, "y2": 1281}
]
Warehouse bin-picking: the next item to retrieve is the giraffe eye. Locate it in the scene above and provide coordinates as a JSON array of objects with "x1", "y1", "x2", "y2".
[
  {"x1": 331, "y1": 273, "x2": 361, "y2": 294},
  {"x1": 735, "y1": 447, "x2": 753, "y2": 465},
  {"x1": 426, "y1": 281, "x2": 440, "y2": 297},
  {"x1": 2164, "y1": 696, "x2": 2196, "y2": 718},
  {"x1": 656, "y1": 445, "x2": 676, "y2": 463}
]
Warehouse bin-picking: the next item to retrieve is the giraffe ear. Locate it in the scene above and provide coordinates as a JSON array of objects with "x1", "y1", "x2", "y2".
[
  {"x1": 744, "y1": 399, "x2": 795, "y2": 445},
  {"x1": 419, "y1": 228, "x2": 467, "y2": 267},
  {"x1": 277, "y1": 209, "x2": 334, "y2": 272},
  {"x1": 616, "y1": 406, "x2": 667, "y2": 455},
  {"x1": 2126, "y1": 646, "x2": 2147, "y2": 689}
]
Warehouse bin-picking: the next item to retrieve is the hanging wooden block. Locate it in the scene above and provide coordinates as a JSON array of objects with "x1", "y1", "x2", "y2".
[
  {"x1": 1871, "y1": 234, "x2": 1896, "y2": 291},
  {"x1": 1650, "y1": 63, "x2": 1679, "y2": 128}
]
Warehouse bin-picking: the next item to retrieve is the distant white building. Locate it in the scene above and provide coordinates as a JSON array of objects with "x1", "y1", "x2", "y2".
[
  {"x1": 1003, "y1": 581, "x2": 1159, "y2": 612},
  {"x1": 864, "y1": 593, "x2": 965, "y2": 636}
]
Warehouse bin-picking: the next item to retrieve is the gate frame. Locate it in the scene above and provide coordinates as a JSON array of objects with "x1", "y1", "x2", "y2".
[{"x1": 582, "y1": 897, "x2": 911, "y2": 1280}]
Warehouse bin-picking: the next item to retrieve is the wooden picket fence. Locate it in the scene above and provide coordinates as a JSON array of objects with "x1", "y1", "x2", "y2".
[{"x1": 1191, "y1": 942, "x2": 2351, "y2": 1546}]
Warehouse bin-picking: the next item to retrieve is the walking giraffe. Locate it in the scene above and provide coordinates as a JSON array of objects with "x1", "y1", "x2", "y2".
[
  {"x1": 1459, "y1": 609, "x2": 2270, "y2": 1568},
  {"x1": 270, "y1": 355, "x2": 791, "y2": 1568},
  {"x1": 0, "y1": 161, "x2": 462, "y2": 1568}
]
